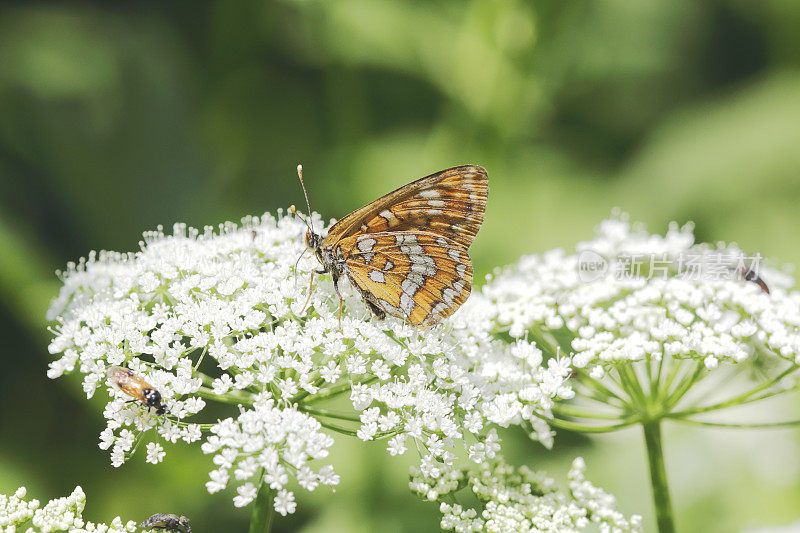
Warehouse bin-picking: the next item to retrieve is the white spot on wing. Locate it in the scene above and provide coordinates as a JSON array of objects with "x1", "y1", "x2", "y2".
[
  {"x1": 401, "y1": 279, "x2": 420, "y2": 296},
  {"x1": 448, "y1": 248, "x2": 460, "y2": 261},
  {"x1": 456, "y1": 264, "x2": 467, "y2": 277},
  {"x1": 420, "y1": 190, "x2": 440, "y2": 198},
  {"x1": 358, "y1": 238, "x2": 376, "y2": 252},
  {"x1": 411, "y1": 263, "x2": 436, "y2": 276},
  {"x1": 379, "y1": 209, "x2": 396, "y2": 221},
  {"x1": 369, "y1": 271, "x2": 386, "y2": 283},
  {"x1": 410, "y1": 254, "x2": 435, "y2": 266},
  {"x1": 428, "y1": 200, "x2": 446, "y2": 208},
  {"x1": 432, "y1": 303, "x2": 449, "y2": 316},
  {"x1": 400, "y1": 293, "x2": 415, "y2": 315},
  {"x1": 407, "y1": 272, "x2": 425, "y2": 285},
  {"x1": 400, "y1": 244, "x2": 424, "y2": 254},
  {"x1": 442, "y1": 287, "x2": 457, "y2": 305},
  {"x1": 383, "y1": 260, "x2": 395, "y2": 271},
  {"x1": 395, "y1": 234, "x2": 418, "y2": 244}
]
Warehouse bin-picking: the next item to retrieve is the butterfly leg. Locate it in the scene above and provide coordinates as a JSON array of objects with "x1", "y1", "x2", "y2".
[{"x1": 296, "y1": 271, "x2": 315, "y2": 315}]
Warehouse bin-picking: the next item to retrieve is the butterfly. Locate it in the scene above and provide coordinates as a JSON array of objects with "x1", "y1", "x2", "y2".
[{"x1": 293, "y1": 164, "x2": 488, "y2": 327}]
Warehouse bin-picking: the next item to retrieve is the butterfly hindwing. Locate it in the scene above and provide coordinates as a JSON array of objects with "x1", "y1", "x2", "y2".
[
  {"x1": 341, "y1": 231, "x2": 474, "y2": 326},
  {"x1": 323, "y1": 165, "x2": 488, "y2": 251}
]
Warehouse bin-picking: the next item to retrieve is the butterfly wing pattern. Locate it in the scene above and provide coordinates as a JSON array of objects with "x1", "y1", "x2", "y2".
[
  {"x1": 304, "y1": 164, "x2": 488, "y2": 327},
  {"x1": 343, "y1": 232, "x2": 474, "y2": 326}
]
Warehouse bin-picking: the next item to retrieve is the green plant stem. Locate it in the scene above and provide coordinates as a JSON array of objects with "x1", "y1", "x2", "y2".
[
  {"x1": 669, "y1": 416, "x2": 800, "y2": 428},
  {"x1": 618, "y1": 363, "x2": 648, "y2": 407},
  {"x1": 538, "y1": 412, "x2": 641, "y2": 433},
  {"x1": 572, "y1": 370, "x2": 632, "y2": 409},
  {"x1": 249, "y1": 475, "x2": 275, "y2": 533},
  {"x1": 552, "y1": 403, "x2": 626, "y2": 420},
  {"x1": 664, "y1": 361, "x2": 705, "y2": 409},
  {"x1": 300, "y1": 377, "x2": 378, "y2": 404},
  {"x1": 669, "y1": 363, "x2": 799, "y2": 417},
  {"x1": 195, "y1": 386, "x2": 255, "y2": 405},
  {"x1": 642, "y1": 420, "x2": 675, "y2": 533},
  {"x1": 299, "y1": 405, "x2": 361, "y2": 422}
]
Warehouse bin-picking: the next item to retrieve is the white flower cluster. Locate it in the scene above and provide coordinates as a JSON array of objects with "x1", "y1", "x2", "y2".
[
  {"x1": 0, "y1": 486, "x2": 137, "y2": 532},
  {"x1": 202, "y1": 395, "x2": 338, "y2": 511},
  {"x1": 46, "y1": 212, "x2": 572, "y2": 513},
  {"x1": 411, "y1": 457, "x2": 641, "y2": 533},
  {"x1": 479, "y1": 214, "x2": 799, "y2": 373}
]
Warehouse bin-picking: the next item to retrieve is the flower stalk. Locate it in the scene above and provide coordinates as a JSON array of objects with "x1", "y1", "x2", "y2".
[
  {"x1": 249, "y1": 474, "x2": 276, "y2": 533},
  {"x1": 642, "y1": 421, "x2": 674, "y2": 533}
]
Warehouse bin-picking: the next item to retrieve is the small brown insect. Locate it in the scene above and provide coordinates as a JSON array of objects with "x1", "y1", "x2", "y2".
[
  {"x1": 107, "y1": 366, "x2": 167, "y2": 415},
  {"x1": 139, "y1": 513, "x2": 191, "y2": 533}
]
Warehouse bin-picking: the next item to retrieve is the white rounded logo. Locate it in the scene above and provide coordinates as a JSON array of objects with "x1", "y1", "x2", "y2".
[{"x1": 577, "y1": 250, "x2": 608, "y2": 283}]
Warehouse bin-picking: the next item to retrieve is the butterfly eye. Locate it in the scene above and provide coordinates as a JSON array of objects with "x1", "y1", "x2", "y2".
[{"x1": 305, "y1": 230, "x2": 315, "y2": 249}]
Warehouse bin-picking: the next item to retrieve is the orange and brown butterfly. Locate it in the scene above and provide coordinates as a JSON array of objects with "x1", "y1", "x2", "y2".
[{"x1": 292, "y1": 164, "x2": 488, "y2": 327}]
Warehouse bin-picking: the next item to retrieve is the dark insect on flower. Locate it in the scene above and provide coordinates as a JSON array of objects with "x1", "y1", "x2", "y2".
[
  {"x1": 293, "y1": 164, "x2": 488, "y2": 327},
  {"x1": 139, "y1": 513, "x2": 191, "y2": 533},
  {"x1": 107, "y1": 366, "x2": 167, "y2": 415},
  {"x1": 738, "y1": 266, "x2": 770, "y2": 294}
]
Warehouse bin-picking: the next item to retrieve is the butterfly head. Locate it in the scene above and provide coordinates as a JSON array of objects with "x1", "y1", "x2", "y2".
[{"x1": 304, "y1": 228, "x2": 321, "y2": 252}]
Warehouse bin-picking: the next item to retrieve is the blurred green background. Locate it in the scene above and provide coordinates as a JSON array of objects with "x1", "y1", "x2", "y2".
[{"x1": 2, "y1": 1, "x2": 800, "y2": 531}]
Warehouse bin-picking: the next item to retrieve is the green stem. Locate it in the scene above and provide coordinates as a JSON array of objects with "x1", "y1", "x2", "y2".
[
  {"x1": 539, "y1": 412, "x2": 641, "y2": 433},
  {"x1": 299, "y1": 406, "x2": 362, "y2": 422},
  {"x1": 195, "y1": 386, "x2": 255, "y2": 405},
  {"x1": 301, "y1": 376, "x2": 381, "y2": 404},
  {"x1": 249, "y1": 473, "x2": 275, "y2": 533},
  {"x1": 670, "y1": 363, "x2": 800, "y2": 417},
  {"x1": 669, "y1": 416, "x2": 800, "y2": 429},
  {"x1": 572, "y1": 369, "x2": 632, "y2": 409},
  {"x1": 664, "y1": 361, "x2": 704, "y2": 409},
  {"x1": 617, "y1": 363, "x2": 648, "y2": 408},
  {"x1": 642, "y1": 420, "x2": 675, "y2": 533},
  {"x1": 552, "y1": 403, "x2": 626, "y2": 420}
]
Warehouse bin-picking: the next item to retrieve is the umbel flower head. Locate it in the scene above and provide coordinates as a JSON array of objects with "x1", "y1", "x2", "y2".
[
  {"x1": 477, "y1": 212, "x2": 800, "y2": 432},
  {"x1": 411, "y1": 457, "x2": 642, "y2": 533},
  {"x1": 46, "y1": 212, "x2": 573, "y2": 514},
  {"x1": 0, "y1": 486, "x2": 138, "y2": 532}
]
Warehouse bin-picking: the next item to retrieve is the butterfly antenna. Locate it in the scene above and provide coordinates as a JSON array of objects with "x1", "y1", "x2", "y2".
[
  {"x1": 295, "y1": 164, "x2": 315, "y2": 232},
  {"x1": 291, "y1": 164, "x2": 319, "y2": 317},
  {"x1": 290, "y1": 165, "x2": 316, "y2": 289}
]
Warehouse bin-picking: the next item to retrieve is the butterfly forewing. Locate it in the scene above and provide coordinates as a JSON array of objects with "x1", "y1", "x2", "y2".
[
  {"x1": 342, "y1": 231, "x2": 473, "y2": 326},
  {"x1": 323, "y1": 165, "x2": 488, "y2": 251}
]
